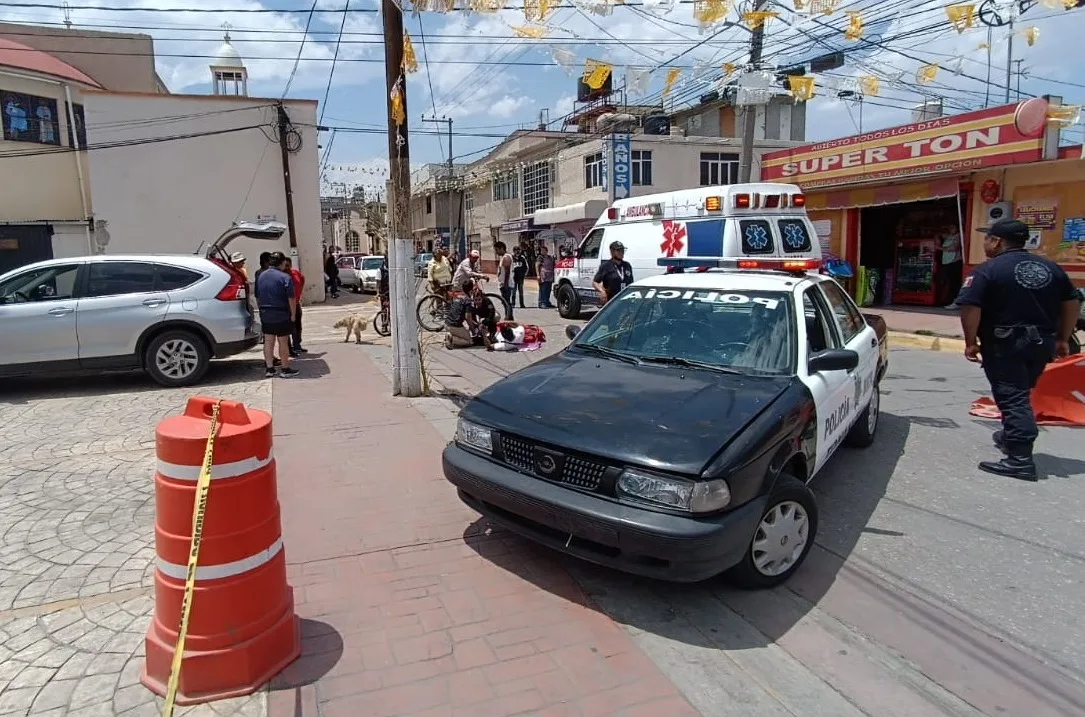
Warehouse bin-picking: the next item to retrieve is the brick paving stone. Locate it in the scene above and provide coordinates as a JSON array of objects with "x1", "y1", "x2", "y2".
[
  {"x1": 0, "y1": 358, "x2": 273, "y2": 717},
  {"x1": 267, "y1": 343, "x2": 698, "y2": 717}
]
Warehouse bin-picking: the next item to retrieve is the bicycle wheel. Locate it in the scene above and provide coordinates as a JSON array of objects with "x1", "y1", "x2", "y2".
[
  {"x1": 374, "y1": 309, "x2": 391, "y2": 336},
  {"x1": 485, "y1": 293, "x2": 512, "y2": 321},
  {"x1": 416, "y1": 294, "x2": 447, "y2": 332}
]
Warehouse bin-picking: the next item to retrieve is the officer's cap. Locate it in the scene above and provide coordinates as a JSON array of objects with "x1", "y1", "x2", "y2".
[
  {"x1": 609, "y1": 241, "x2": 626, "y2": 252},
  {"x1": 976, "y1": 218, "x2": 1029, "y2": 245}
]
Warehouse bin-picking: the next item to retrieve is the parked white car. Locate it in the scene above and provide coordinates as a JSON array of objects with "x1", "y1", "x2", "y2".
[
  {"x1": 356, "y1": 255, "x2": 384, "y2": 293},
  {"x1": 0, "y1": 222, "x2": 285, "y2": 387}
]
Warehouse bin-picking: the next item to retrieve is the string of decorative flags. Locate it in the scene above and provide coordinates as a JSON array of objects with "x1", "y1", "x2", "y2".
[{"x1": 385, "y1": 1, "x2": 1082, "y2": 137}]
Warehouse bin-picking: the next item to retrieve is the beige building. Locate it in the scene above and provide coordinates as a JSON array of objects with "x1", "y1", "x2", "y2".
[
  {"x1": 408, "y1": 163, "x2": 466, "y2": 254},
  {"x1": 0, "y1": 23, "x2": 167, "y2": 273},
  {"x1": 461, "y1": 121, "x2": 805, "y2": 272}
]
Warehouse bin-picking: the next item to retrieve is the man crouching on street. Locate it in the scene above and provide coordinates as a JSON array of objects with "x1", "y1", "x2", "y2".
[{"x1": 444, "y1": 281, "x2": 494, "y2": 350}]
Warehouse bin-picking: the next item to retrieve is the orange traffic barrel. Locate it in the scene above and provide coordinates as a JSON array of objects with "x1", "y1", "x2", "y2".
[
  {"x1": 969, "y1": 356, "x2": 1085, "y2": 427},
  {"x1": 141, "y1": 397, "x2": 300, "y2": 705}
]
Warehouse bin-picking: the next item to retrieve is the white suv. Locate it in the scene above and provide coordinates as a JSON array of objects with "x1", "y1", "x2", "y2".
[{"x1": 0, "y1": 222, "x2": 284, "y2": 387}]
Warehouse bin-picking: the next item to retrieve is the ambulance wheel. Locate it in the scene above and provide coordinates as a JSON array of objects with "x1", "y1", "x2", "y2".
[
  {"x1": 727, "y1": 474, "x2": 817, "y2": 590},
  {"x1": 845, "y1": 384, "x2": 879, "y2": 448},
  {"x1": 557, "y1": 284, "x2": 581, "y2": 319}
]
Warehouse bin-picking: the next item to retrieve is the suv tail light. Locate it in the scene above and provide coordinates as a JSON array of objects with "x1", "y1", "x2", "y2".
[{"x1": 215, "y1": 264, "x2": 248, "y2": 301}]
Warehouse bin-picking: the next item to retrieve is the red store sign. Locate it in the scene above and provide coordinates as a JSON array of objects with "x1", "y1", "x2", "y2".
[{"x1": 761, "y1": 101, "x2": 1048, "y2": 190}]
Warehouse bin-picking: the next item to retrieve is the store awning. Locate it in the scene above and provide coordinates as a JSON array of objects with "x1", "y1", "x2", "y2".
[
  {"x1": 807, "y1": 176, "x2": 961, "y2": 211},
  {"x1": 533, "y1": 200, "x2": 608, "y2": 226}
]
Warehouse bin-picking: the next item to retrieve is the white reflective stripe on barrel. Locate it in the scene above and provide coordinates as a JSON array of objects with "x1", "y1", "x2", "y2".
[
  {"x1": 1073, "y1": 390, "x2": 1085, "y2": 404},
  {"x1": 156, "y1": 451, "x2": 274, "y2": 481},
  {"x1": 157, "y1": 537, "x2": 284, "y2": 581}
]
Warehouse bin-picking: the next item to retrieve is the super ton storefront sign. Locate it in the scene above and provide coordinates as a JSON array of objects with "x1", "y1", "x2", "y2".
[{"x1": 761, "y1": 102, "x2": 1046, "y2": 191}]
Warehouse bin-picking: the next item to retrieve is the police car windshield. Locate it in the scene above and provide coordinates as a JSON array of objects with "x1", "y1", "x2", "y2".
[{"x1": 572, "y1": 286, "x2": 796, "y2": 375}]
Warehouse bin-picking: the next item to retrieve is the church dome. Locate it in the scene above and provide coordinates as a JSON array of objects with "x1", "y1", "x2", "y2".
[{"x1": 213, "y1": 36, "x2": 244, "y2": 68}]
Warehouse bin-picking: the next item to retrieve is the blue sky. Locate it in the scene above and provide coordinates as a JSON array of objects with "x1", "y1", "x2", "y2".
[{"x1": 2, "y1": 0, "x2": 1083, "y2": 195}]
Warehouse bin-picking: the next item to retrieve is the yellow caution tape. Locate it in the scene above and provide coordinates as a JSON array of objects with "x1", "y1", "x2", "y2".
[{"x1": 162, "y1": 400, "x2": 222, "y2": 717}]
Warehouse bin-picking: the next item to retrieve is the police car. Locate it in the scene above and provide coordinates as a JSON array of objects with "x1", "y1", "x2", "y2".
[
  {"x1": 553, "y1": 183, "x2": 815, "y2": 318},
  {"x1": 443, "y1": 193, "x2": 888, "y2": 587}
]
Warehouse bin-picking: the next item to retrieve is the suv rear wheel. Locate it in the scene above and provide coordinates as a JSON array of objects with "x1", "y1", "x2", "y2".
[{"x1": 145, "y1": 330, "x2": 210, "y2": 387}]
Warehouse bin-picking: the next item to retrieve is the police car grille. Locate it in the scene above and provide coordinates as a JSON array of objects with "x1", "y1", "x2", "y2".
[{"x1": 499, "y1": 434, "x2": 606, "y2": 491}]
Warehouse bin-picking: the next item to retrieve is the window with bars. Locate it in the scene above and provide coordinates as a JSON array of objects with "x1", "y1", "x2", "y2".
[
  {"x1": 492, "y1": 174, "x2": 519, "y2": 201},
  {"x1": 700, "y1": 152, "x2": 740, "y2": 186},
  {"x1": 345, "y1": 231, "x2": 361, "y2": 253},
  {"x1": 465, "y1": 190, "x2": 474, "y2": 211},
  {"x1": 584, "y1": 152, "x2": 604, "y2": 189},
  {"x1": 631, "y1": 150, "x2": 652, "y2": 186},
  {"x1": 521, "y1": 161, "x2": 551, "y2": 215}
]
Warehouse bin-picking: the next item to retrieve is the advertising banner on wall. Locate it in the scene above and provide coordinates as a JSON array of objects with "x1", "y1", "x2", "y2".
[
  {"x1": 760, "y1": 102, "x2": 1047, "y2": 189},
  {"x1": 610, "y1": 132, "x2": 632, "y2": 201}
]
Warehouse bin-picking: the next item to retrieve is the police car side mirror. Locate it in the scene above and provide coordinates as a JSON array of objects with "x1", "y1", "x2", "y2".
[
  {"x1": 808, "y1": 348, "x2": 859, "y2": 373},
  {"x1": 565, "y1": 325, "x2": 582, "y2": 340}
]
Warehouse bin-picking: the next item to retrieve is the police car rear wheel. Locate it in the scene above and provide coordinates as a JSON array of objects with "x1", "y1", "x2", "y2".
[
  {"x1": 557, "y1": 283, "x2": 581, "y2": 319},
  {"x1": 728, "y1": 474, "x2": 817, "y2": 589},
  {"x1": 845, "y1": 385, "x2": 879, "y2": 448}
]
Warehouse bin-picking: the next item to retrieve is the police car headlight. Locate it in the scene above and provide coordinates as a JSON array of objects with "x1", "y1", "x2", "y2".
[
  {"x1": 617, "y1": 470, "x2": 730, "y2": 513},
  {"x1": 455, "y1": 419, "x2": 493, "y2": 454}
]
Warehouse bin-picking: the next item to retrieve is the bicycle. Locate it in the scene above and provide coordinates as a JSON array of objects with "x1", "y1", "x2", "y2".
[
  {"x1": 415, "y1": 282, "x2": 509, "y2": 333},
  {"x1": 373, "y1": 292, "x2": 391, "y2": 337}
]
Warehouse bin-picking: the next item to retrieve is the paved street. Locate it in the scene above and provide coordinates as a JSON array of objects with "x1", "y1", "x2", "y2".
[{"x1": 1, "y1": 283, "x2": 1083, "y2": 716}]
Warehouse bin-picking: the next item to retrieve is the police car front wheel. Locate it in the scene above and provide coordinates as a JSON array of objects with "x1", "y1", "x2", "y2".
[
  {"x1": 728, "y1": 474, "x2": 818, "y2": 590},
  {"x1": 845, "y1": 385, "x2": 880, "y2": 448}
]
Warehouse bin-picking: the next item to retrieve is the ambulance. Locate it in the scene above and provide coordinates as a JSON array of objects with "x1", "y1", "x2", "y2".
[{"x1": 551, "y1": 183, "x2": 820, "y2": 318}]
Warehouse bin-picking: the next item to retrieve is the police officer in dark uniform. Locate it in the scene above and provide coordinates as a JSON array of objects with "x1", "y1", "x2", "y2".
[
  {"x1": 592, "y1": 240, "x2": 634, "y2": 306},
  {"x1": 956, "y1": 218, "x2": 1081, "y2": 481}
]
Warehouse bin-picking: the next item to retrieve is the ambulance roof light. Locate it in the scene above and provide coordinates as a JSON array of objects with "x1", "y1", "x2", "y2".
[
  {"x1": 705, "y1": 196, "x2": 721, "y2": 211},
  {"x1": 734, "y1": 193, "x2": 751, "y2": 209},
  {"x1": 792, "y1": 194, "x2": 806, "y2": 207},
  {"x1": 607, "y1": 207, "x2": 617, "y2": 220},
  {"x1": 763, "y1": 194, "x2": 781, "y2": 209}
]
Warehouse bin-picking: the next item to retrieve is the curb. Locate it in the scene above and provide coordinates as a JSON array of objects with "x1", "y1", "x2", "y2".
[{"x1": 888, "y1": 330, "x2": 966, "y2": 354}]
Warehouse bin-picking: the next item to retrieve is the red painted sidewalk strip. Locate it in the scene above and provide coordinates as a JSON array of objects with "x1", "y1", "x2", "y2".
[{"x1": 266, "y1": 344, "x2": 699, "y2": 717}]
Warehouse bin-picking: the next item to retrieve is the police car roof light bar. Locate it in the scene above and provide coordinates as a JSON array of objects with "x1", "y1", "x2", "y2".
[{"x1": 658, "y1": 257, "x2": 821, "y2": 275}]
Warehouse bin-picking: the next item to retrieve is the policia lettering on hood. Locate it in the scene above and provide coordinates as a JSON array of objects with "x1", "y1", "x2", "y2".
[{"x1": 621, "y1": 289, "x2": 782, "y2": 311}]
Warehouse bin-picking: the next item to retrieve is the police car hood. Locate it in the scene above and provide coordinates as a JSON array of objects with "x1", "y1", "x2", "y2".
[{"x1": 463, "y1": 352, "x2": 792, "y2": 476}]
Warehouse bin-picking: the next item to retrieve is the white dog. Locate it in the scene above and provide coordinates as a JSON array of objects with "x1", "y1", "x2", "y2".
[{"x1": 333, "y1": 314, "x2": 370, "y2": 344}]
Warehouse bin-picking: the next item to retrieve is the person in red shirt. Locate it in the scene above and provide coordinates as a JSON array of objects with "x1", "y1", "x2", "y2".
[{"x1": 282, "y1": 257, "x2": 307, "y2": 357}]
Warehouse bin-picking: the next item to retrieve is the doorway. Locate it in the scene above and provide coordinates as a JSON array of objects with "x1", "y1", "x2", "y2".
[{"x1": 0, "y1": 225, "x2": 53, "y2": 276}]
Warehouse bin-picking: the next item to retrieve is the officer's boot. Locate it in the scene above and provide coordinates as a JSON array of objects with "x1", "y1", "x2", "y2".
[{"x1": 979, "y1": 442, "x2": 1038, "y2": 482}]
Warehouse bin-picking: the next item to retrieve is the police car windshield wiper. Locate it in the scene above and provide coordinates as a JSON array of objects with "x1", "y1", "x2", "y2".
[
  {"x1": 639, "y1": 355, "x2": 743, "y2": 374},
  {"x1": 574, "y1": 343, "x2": 641, "y2": 364}
]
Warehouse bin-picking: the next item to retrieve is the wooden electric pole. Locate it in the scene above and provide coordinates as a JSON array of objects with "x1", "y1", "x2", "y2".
[
  {"x1": 738, "y1": 0, "x2": 768, "y2": 184},
  {"x1": 382, "y1": 0, "x2": 422, "y2": 396}
]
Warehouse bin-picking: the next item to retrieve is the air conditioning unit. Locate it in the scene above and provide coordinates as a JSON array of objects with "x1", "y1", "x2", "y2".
[{"x1": 984, "y1": 201, "x2": 1012, "y2": 225}]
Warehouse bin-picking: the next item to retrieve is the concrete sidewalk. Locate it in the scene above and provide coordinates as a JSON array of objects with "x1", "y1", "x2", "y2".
[{"x1": 266, "y1": 344, "x2": 699, "y2": 717}]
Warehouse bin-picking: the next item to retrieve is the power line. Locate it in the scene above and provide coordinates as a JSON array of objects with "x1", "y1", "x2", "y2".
[
  {"x1": 316, "y1": 0, "x2": 349, "y2": 127},
  {"x1": 0, "y1": 123, "x2": 269, "y2": 159},
  {"x1": 280, "y1": 0, "x2": 319, "y2": 97}
]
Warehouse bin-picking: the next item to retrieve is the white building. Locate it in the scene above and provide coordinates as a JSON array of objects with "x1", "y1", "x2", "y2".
[
  {"x1": 81, "y1": 35, "x2": 325, "y2": 301},
  {"x1": 0, "y1": 23, "x2": 167, "y2": 274}
]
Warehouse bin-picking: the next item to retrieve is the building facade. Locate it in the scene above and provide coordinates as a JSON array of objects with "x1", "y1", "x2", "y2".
[
  {"x1": 0, "y1": 23, "x2": 167, "y2": 274},
  {"x1": 760, "y1": 97, "x2": 1082, "y2": 308},
  {"x1": 409, "y1": 163, "x2": 467, "y2": 255},
  {"x1": 461, "y1": 130, "x2": 803, "y2": 272}
]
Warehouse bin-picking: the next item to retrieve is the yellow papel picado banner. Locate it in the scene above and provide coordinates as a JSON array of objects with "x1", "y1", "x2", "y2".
[
  {"x1": 788, "y1": 75, "x2": 816, "y2": 101},
  {"x1": 1023, "y1": 26, "x2": 1040, "y2": 46},
  {"x1": 844, "y1": 10, "x2": 862, "y2": 40},
  {"x1": 582, "y1": 58, "x2": 613, "y2": 90},
  {"x1": 523, "y1": 0, "x2": 553, "y2": 22},
  {"x1": 693, "y1": 0, "x2": 732, "y2": 27},
  {"x1": 917, "y1": 63, "x2": 939, "y2": 84},
  {"x1": 663, "y1": 67, "x2": 681, "y2": 98},
  {"x1": 945, "y1": 4, "x2": 975, "y2": 33},
  {"x1": 402, "y1": 33, "x2": 418, "y2": 73},
  {"x1": 390, "y1": 81, "x2": 405, "y2": 126},
  {"x1": 859, "y1": 74, "x2": 880, "y2": 96},
  {"x1": 742, "y1": 10, "x2": 778, "y2": 28},
  {"x1": 511, "y1": 25, "x2": 548, "y2": 38}
]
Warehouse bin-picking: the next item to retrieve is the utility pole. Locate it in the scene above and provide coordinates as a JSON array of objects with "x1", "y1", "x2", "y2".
[
  {"x1": 1013, "y1": 59, "x2": 1024, "y2": 101},
  {"x1": 423, "y1": 116, "x2": 454, "y2": 253},
  {"x1": 276, "y1": 102, "x2": 299, "y2": 251},
  {"x1": 738, "y1": 0, "x2": 767, "y2": 184},
  {"x1": 382, "y1": 0, "x2": 422, "y2": 397}
]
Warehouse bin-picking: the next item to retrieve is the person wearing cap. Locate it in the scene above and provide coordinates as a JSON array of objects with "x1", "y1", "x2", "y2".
[
  {"x1": 956, "y1": 218, "x2": 1081, "y2": 481},
  {"x1": 452, "y1": 249, "x2": 487, "y2": 292},
  {"x1": 593, "y1": 241, "x2": 634, "y2": 306}
]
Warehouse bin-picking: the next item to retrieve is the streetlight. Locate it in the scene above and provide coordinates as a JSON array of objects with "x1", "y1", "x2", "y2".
[{"x1": 837, "y1": 90, "x2": 864, "y2": 133}]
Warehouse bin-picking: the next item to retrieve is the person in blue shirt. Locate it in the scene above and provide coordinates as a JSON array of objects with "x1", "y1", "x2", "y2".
[
  {"x1": 255, "y1": 252, "x2": 299, "y2": 378},
  {"x1": 957, "y1": 219, "x2": 1081, "y2": 480}
]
